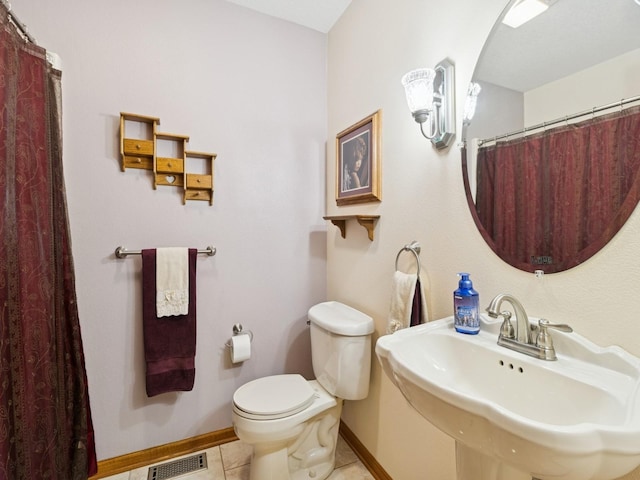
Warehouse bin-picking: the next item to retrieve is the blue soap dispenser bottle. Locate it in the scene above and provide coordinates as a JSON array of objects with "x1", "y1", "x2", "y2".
[{"x1": 454, "y1": 273, "x2": 480, "y2": 334}]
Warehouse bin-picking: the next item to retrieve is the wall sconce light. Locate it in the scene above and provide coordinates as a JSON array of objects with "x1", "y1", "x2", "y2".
[
  {"x1": 463, "y1": 82, "x2": 482, "y2": 125},
  {"x1": 401, "y1": 58, "x2": 455, "y2": 149}
]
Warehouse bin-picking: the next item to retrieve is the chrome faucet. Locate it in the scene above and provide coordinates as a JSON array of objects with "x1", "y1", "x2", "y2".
[
  {"x1": 486, "y1": 294, "x2": 573, "y2": 361},
  {"x1": 486, "y1": 294, "x2": 531, "y2": 344}
]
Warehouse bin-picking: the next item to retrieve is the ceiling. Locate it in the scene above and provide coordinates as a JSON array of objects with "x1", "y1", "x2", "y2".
[
  {"x1": 474, "y1": 0, "x2": 640, "y2": 92},
  {"x1": 223, "y1": 0, "x2": 640, "y2": 93},
  {"x1": 222, "y1": 0, "x2": 352, "y2": 33}
]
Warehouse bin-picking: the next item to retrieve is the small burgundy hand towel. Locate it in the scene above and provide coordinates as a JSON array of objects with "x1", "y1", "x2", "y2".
[
  {"x1": 410, "y1": 278, "x2": 424, "y2": 327},
  {"x1": 142, "y1": 248, "x2": 197, "y2": 397}
]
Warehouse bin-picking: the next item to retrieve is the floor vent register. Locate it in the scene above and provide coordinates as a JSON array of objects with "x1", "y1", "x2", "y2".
[{"x1": 147, "y1": 452, "x2": 208, "y2": 480}]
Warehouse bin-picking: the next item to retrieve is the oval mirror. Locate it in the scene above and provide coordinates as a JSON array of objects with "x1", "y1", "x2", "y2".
[{"x1": 462, "y1": 0, "x2": 640, "y2": 273}]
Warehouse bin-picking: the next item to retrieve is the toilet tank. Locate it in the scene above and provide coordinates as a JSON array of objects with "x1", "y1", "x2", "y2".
[{"x1": 308, "y1": 301, "x2": 374, "y2": 400}]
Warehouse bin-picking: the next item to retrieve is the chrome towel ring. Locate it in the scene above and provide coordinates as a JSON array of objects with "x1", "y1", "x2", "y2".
[{"x1": 395, "y1": 241, "x2": 421, "y2": 276}]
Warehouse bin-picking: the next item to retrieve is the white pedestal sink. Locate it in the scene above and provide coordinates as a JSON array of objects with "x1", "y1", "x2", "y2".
[{"x1": 376, "y1": 315, "x2": 640, "y2": 480}]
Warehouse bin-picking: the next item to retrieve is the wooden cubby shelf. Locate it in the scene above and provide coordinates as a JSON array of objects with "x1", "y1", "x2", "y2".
[
  {"x1": 154, "y1": 132, "x2": 189, "y2": 189},
  {"x1": 120, "y1": 112, "x2": 159, "y2": 172},
  {"x1": 184, "y1": 151, "x2": 216, "y2": 206},
  {"x1": 119, "y1": 112, "x2": 217, "y2": 205},
  {"x1": 323, "y1": 215, "x2": 380, "y2": 241}
]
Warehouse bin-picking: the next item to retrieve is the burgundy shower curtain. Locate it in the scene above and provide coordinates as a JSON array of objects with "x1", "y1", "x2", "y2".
[
  {"x1": 0, "y1": 8, "x2": 97, "y2": 480},
  {"x1": 475, "y1": 106, "x2": 640, "y2": 271}
]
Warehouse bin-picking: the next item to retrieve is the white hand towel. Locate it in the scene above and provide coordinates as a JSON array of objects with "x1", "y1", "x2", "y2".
[
  {"x1": 386, "y1": 271, "x2": 430, "y2": 334},
  {"x1": 156, "y1": 247, "x2": 189, "y2": 317},
  {"x1": 386, "y1": 271, "x2": 418, "y2": 334}
]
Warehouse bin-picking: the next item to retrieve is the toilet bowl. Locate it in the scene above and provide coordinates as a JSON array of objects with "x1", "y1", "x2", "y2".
[
  {"x1": 233, "y1": 376, "x2": 341, "y2": 480},
  {"x1": 232, "y1": 301, "x2": 374, "y2": 480}
]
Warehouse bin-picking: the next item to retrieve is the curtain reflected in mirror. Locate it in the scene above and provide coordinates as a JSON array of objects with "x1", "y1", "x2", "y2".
[
  {"x1": 462, "y1": 0, "x2": 640, "y2": 273},
  {"x1": 465, "y1": 106, "x2": 640, "y2": 273}
]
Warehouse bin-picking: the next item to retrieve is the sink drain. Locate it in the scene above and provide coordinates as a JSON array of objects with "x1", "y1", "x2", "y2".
[{"x1": 147, "y1": 452, "x2": 207, "y2": 480}]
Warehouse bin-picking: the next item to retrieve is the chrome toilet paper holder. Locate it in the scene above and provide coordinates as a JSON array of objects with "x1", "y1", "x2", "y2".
[{"x1": 225, "y1": 323, "x2": 253, "y2": 349}]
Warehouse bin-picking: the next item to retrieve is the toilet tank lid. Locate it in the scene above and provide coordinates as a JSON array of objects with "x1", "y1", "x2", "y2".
[{"x1": 308, "y1": 301, "x2": 374, "y2": 336}]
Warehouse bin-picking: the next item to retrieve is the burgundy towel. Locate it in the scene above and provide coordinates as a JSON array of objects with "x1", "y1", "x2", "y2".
[
  {"x1": 410, "y1": 278, "x2": 424, "y2": 327},
  {"x1": 142, "y1": 248, "x2": 197, "y2": 397}
]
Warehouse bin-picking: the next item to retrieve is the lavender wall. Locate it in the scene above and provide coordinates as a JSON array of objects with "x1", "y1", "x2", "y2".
[{"x1": 11, "y1": 0, "x2": 328, "y2": 460}]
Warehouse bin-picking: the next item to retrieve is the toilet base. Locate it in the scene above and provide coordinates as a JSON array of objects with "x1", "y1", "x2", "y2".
[
  {"x1": 243, "y1": 399, "x2": 343, "y2": 480},
  {"x1": 287, "y1": 401, "x2": 341, "y2": 480},
  {"x1": 249, "y1": 442, "x2": 291, "y2": 480}
]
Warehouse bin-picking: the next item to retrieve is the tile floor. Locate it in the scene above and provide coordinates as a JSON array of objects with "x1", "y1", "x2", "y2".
[{"x1": 103, "y1": 434, "x2": 375, "y2": 480}]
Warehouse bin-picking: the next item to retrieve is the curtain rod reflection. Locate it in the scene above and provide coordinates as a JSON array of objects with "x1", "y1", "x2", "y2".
[{"x1": 478, "y1": 94, "x2": 640, "y2": 146}]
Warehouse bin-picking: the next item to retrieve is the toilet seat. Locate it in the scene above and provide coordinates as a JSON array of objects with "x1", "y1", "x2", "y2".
[{"x1": 233, "y1": 374, "x2": 317, "y2": 420}]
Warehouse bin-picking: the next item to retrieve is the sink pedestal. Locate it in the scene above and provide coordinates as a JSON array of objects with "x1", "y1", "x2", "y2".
[{"x1": 456, "y1": 443, "x2": 531, "y2": 480}]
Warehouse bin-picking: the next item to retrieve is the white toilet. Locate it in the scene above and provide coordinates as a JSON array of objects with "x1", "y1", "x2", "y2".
[{"x1": 232, "y1": 301, "x2": 374, "y2": 480}]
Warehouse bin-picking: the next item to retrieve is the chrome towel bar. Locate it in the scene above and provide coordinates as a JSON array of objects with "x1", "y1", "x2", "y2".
[{"x1": 114, "y1": 245, "x2": 216, "y2": 259}]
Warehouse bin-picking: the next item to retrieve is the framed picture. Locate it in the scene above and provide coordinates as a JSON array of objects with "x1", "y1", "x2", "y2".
[{"x1": 335, "y1": 110, "x2": 381, "y2": 206}]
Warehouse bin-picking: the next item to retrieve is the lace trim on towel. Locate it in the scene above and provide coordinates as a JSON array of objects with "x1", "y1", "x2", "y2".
[{"x1": 156, "y1": 289, "x2": 189, "y2": 317}]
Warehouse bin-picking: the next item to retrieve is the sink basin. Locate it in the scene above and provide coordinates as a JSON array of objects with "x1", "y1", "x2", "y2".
[{"x1": 376, "y1": 315, "x2": 640, "y2": 480}]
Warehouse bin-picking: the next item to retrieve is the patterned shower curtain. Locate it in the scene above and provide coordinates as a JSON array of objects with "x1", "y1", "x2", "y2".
[
  {"x1": 475, "y1": 105, "x2": 640, "y2": 272},
  {"x1": 0, "y1": 7, "x2": 97, "y2": 480}
]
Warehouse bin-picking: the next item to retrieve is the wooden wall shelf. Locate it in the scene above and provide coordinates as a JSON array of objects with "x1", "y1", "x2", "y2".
[
  {"x1": 323, "y1": 215, "x2": 380, "y2": 241},
  {"x1": 154, "y1": 132, "x2": 189, "y2": 189},
  {"x1": 119, "y1": 112, "x2": 216, "y2": 205},
  {"x1": 120, "y1": 112, "x2": 159, "y2": 172},
  {"x1": 183, "y1": 151, "x2": 216, "y2": 205}
]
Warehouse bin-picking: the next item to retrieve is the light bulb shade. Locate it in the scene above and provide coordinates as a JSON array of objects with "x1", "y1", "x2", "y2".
[
  {"x1": 401, "y1": 58, "x2": 455, "y2": 150},
  {"x1": 463, "y1": 82, "x2": 482, "y2": 123},
  {"x1": 401, "y1": 68, "x2": 435, "y2": 116}
]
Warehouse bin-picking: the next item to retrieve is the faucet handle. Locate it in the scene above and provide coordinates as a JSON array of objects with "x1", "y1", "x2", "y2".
[
  {"x1": 498, "y1": 311, "x2": 515, "y2": 339},
  {"x1": 536, "y1": 319, "x2": 573, "y2": 349},
  {"x1": 538, "y1": 318, "x2": 573, "y2": 333}
]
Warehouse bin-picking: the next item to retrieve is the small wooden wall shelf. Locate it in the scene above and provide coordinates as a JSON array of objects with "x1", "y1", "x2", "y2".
[
  {"x1": 323, "y1": 215, "x2": 380, "y2": 241},
  {"x1": 120, "y1": 113, "x2": 159, "y2": 171},
  {"x1": 154, "y1": 132, "x2": 189, "y2": 189},
  {"x1": 119, "y1": 112, "x2": 217, "y2": 205},
  {"x1": 184, "y1": 151, "x2": 216, "y2": 205}
]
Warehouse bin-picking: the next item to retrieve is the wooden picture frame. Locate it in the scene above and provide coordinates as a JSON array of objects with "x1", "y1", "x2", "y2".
[{"x1": 335, "y1": 110, "x2": 381, "y2": 206}]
